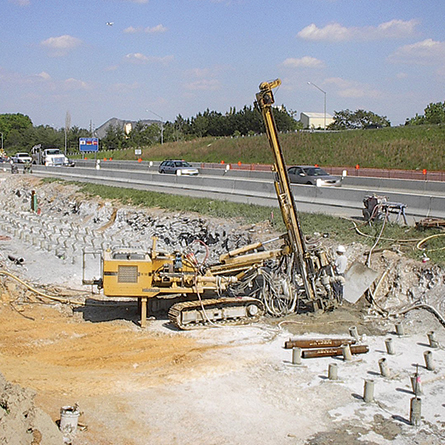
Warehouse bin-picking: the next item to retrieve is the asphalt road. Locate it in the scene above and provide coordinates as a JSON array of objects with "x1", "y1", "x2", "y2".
[{"x1": 27, "y1": 162, "x2": 445, "y2": 225}]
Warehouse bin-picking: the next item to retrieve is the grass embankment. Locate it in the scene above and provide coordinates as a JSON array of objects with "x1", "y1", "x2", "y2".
[
  {"x1": 93, "y1": 124, "x2": 445, "y2": 172},
  {"x1": 48, "y1": 179, "x2": 444, "y2": 265}
]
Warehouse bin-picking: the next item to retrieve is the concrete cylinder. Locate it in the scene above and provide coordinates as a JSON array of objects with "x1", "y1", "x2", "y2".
[
  {"x1": 328, "y1": 363, "x2": 338, "y2": 380},
  {"x1": 385, "y1": 338, "x2": 395, "y2": 355},
  {"x1": 378, "y1": 358, "x2": 390, "y2": 377},
  {"x1": 292, "y1": 347, "x2": 302, "y2": 365},
  {"x1": 427, "y1": 331, "x2": 439, "y2": 348},
  {"x1": 410, "y1": 397, "x2": 421, "y2": 427},
  {"x1": 349, "y1": 326, "x2": 360, "y2": 340},
  {"x1": 342, "y1": 343, "x2": 353, "y2": 361},
  {"x1": 411, "y1": 374, "x2": 422, "y2": 396},
  {"x1": 424, "y1": 351, "x2": 435, "y2": 371},
  {"x1": 395, "y1": 323, "x2": 405, "y2": 336},
  {"x1": 363, "y1": 379, "x2": 374, "y2": 403}
]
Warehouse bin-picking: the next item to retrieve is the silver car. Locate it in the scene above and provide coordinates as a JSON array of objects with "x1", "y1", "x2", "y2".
[
  {"x1": 287, "y1": 165, "x2": 342, "y2": 187},
  {"x1": 158, "y1": 160, "x2": 199, "y2": 176}
]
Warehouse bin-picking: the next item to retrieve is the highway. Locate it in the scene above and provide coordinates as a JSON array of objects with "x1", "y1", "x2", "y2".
[{"x1": 29, "y1": 160, "x2": 445, "y2": 225}]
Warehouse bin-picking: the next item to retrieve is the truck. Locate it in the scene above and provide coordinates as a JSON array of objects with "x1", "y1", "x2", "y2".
[
  {"x1": 31, "y1": 144, "x2": 74, "y2": 167},
  {"x1": 11, "y1": 152, "x2": 32, "y2": 164},
  {"x1": 83, "y1": 80, "x2": 340, "y2": 329}
]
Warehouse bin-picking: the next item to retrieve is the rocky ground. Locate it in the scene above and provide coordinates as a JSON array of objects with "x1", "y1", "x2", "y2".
[{"x1": 0, "y1": 172, "x2": 444, "y2": 445}]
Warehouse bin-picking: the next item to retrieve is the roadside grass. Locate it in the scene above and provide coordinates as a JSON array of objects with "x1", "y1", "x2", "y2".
[
  {"x1": 43, "y1": 178, "x2": 445, "y2": 265},
  {"x1": 90, "y1": 124, "x2": 445, "y2": 172}
]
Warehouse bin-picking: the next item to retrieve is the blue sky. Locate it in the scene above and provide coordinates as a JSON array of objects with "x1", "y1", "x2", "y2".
[{"x1": 1, "y1": 0, "x2": 444, "y2": 129}]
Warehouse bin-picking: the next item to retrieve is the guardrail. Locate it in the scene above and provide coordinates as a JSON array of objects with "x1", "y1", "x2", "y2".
[
  {"x1": 31, "y1": 164, "x2": 445, "y2": 222},
  {"x1": 74, "y1": 159, "x2": 445, "y2": 182}
]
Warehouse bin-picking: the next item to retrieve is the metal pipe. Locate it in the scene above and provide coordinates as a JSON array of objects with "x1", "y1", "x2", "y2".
[
  {"x1": 427, "y1": 331, "x2": 439, "y2": 348},
  {"x1": 378, "y1": 358, "x2": 390, "y2": 377},
  {"x1": 363, "y1": 379, "x2": 374, "y2": 403},
  {"x1": 292, "y1": 347, "x2": 302, "y2": 365},
  {"x1": 7, "y1": 255, "x2": 24, "y2": 265},
  {"x1": 285, "y1": 338, "x2": 356, "y2": 349},
  {"x1": 349, "y1": 326, "x2": 360, "y2": 341},
  {"x1": 342, "y1": 343, "x2": 353, "y2": 361},
  {"x1": 385, "y1": 338, "x2": 395, "y2": 355},
  {"x1": 395, "y1": 323, "x2": 405, "y2": 336},
  {"x1": 424, "y1": 351, "x2": 435, "y2": 371},
  {"x1": 411, "y1": 374, "x2": 422, "y2": 396},
  {"x1": 301, "y1": 345, "x2": 369, "y2": 359},
  {"x1": 410, "y1": 397, "x2": 421, "y2": 426},
  {"x1": 328, "y1": 363, "x2": 338, "y2": 380}
]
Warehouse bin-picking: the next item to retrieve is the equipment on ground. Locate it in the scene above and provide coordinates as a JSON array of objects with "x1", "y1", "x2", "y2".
[
  {"x1": 83, "y1": 80, "x2": 339, "y2": 329},
  {"x1": 362, "y1": 194, "x2": 407, "y2": 225}
]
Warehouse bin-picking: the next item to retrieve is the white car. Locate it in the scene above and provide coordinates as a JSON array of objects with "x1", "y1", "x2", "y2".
[
  {"x1": 288, "y1": 165, "x2": 342, "y2": 187},
  {"x1": 158, "y1": 160, "x2": 199, "y2": 176},
  {"x1": 12, "y1": 152, "x2": 32, "y2": 164}
]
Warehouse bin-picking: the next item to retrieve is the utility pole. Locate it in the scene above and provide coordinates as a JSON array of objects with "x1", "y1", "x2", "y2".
[
  {"x1": 308, "y1": 82, "x2": 327, "y2": 130},
  {"x1": 146, "y1": 110, "x2": 164, "y2": 144}
]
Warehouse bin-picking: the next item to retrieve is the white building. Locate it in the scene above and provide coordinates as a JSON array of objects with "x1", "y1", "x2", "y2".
[{"x1": 300, "y1": 112, "x2": 334, "y2": 130}]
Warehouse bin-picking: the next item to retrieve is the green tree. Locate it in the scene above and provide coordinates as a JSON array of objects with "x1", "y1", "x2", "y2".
[
  {"x1": 329, "y1": 109, "x2": 390, "y2": 130},
  {"x1": 424, "y1": 102, "x2": 445, "y2": 124},
  {"x1": 101, "y1": 124, "x2": 127, "y2": 150},
  {"x1": 0, "y1": 113, "x2": 33, "y2": 151}
]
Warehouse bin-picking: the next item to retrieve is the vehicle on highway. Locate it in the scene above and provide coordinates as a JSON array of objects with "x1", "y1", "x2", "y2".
[
  {"x1": 11, "y1": 152, "x2": 32, "y2": 164},
  {"x1": 158, "y1": 160, "x2": 199, "y2": 176},
  {"x1": 31, "y1": 145, "x2": 73, "y2": 167},
  {"x1": 287, "y1": 165, "x2": 342, "y2": 187}
]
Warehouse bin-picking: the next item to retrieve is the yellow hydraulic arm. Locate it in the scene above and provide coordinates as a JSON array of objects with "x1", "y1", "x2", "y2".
[{"x1": 256, "y1": 79, "x2": 318, "y2": 301}]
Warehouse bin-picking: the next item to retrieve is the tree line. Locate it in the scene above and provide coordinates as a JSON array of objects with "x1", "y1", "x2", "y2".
[{"x1": 1, "y1": 100, "x2": 443, "y2": 154}]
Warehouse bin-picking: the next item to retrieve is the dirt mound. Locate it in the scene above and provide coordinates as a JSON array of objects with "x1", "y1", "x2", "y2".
[{"x1": 0, "y1": 371, "x2": 63, "y2": 445}]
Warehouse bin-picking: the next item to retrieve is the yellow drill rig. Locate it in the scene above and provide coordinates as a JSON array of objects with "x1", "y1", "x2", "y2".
[{"x1": 83, "y1": 80, "x2": 336, "y2": 329}]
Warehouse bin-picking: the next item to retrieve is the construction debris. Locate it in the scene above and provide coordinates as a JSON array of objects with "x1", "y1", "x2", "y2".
[{"x1": 416, "y1": 217, "x2": 445, "y2": 230}]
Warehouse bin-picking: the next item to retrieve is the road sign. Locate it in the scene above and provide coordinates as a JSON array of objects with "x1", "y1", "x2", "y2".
[{"x1": 79, "y1": 137, "x2": 99, "y2": 152}]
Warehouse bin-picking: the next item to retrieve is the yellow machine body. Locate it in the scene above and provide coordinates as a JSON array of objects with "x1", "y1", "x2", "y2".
[{"x1": 102, "y1": 249, "x2": 154, "y2": 297}]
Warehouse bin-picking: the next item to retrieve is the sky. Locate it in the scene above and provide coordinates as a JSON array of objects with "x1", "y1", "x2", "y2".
[{"x1": 1, "y1": 0, "x2": 444, "y2": 130}]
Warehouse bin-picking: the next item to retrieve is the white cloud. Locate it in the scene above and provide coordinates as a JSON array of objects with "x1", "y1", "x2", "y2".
[
  {"x1": 125, "y1": 52, "x2": 149, "y2": 63},
  {"x1": 298, "y1": 23, "x2": 349, "y2": 42},
  {"x1": 185, "y1": 79, "x2": 220, "y2": 91},
  {"x1": 63, "y1": 78, "x2": 90, "y2": 91},
  {"x1": 282, "y1": 56, "x2": 325, "y2": 69},
  {"x1": 8, "y1": 0, "x2": 30, "y2": 6},
  {"x1": 125, "y1": 53, "x2": 173, "y2": 64},
  {"x1": 124, "y1": 24, "x2": 167, "y2": 34},
  {"x1": 41, "y1": 35, "x2": 82, "y2": 56},
  {"x1": 126, "y1": 0, "x2": 149, "y2": 3},
  {"x1": 388, "y1": 39, "x2": 445, "y2": 65},
  {"x1": 325, "y1": 77, "x2": 382, "y2": 99},
  {"x1": 110, "y1": 82, "x2": 141, "y2": 93},
  {"x1": 124, "y1": 26, "x2": 140, "y2": 34},
  {"x1": 298, "y1": 19, "x2": 418, "y2": 42},
  {"x1": 35, "y1": 71, "x2": 51, "y2": 81}
]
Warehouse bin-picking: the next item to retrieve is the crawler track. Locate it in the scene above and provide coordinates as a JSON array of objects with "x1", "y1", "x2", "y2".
[{"x1": 168, "y1": 297, "x2": 265, "y2": 330}]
